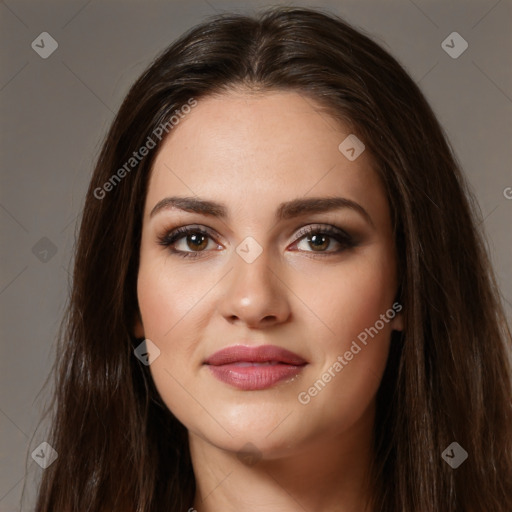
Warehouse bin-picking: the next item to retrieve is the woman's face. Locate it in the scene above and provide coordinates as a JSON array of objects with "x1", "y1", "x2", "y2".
[{"x1": 135, "y1": 90, "x2": 402, "y2": 459}]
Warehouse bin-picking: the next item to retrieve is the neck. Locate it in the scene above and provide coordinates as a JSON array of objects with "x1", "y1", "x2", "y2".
[{"x1": 189, "y1": 402, "x2": 377, "y2": 512}]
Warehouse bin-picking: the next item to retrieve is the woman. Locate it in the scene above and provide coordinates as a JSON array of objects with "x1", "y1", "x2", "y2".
[{"x1": 34, "y1": 6, "x2": 512, "y2": 511}]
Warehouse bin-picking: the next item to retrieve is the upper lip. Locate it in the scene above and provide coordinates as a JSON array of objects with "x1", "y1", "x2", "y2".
[{"x1": 204, "y1": 344, "x2": 307, "y2": 366}]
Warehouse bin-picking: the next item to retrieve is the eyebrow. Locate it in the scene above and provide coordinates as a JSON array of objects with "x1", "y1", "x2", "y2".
[{"x1": 149, "y1": 195, "x2": 374, "y2": 227}]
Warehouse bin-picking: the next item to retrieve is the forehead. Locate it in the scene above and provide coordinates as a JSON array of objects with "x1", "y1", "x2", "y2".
[{"x1": 145, "y1": 91, "x2": 386, "y2": 223}]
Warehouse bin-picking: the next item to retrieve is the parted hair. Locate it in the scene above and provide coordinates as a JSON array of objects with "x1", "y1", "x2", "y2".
[{"x1": 34, "y1": 6, "x2": 512, "y2": 512}]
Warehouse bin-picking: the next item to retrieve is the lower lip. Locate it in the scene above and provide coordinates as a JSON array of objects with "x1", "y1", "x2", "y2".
[{"x1": 206, "y1": 363, "x2": 306, "y2": 390}]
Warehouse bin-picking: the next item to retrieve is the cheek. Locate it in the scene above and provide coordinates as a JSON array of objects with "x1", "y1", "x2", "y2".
[
  {"x1": 137, "y1": 260, "x2": 209, "y2": 338},
  {"x1": 292, "y1": 248, "x2": 397, "y2": 347},
  {"x1": 292, "y1": 250, "x2": 396, "y2": 411},
  {"x1": 136, "y1": 261, "x2": 213, "y2": 417},
  {"x1": 136, "y1": 269, "x2": 197, "y2": 428}
]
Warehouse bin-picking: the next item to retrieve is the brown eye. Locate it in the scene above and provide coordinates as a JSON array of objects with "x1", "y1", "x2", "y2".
[
  {"x1": 306, "y1": 233, "x2": 330, "y2": 251},
  {"x1": 292, "y1": 225, "x2": 356, "y2": 255},
  {"x1": 157, "y1": 226, "x2": 220, "y2": 259},
  {"x1": 185, "y1": 232, "x2": 209, "y2": 251}
]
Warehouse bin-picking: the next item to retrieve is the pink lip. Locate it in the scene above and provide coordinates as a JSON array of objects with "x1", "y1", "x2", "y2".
[{"x1": 204, "y1": 345, "x2": 307, "y2": 390}]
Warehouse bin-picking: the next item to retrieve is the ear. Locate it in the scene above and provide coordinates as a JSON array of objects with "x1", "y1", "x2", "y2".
[{"x1": 133, "y1": 311, "x2": 145, "y2": 339}]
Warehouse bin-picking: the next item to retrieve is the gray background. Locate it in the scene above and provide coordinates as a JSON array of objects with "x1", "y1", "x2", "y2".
[{"x1": 1, "y1": 0, "x2": 511, "y2": 510}]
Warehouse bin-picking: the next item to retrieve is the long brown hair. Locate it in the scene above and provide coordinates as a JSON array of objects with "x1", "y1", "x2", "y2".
[{"x1": 33, "y1": 6, "x2": 512, "y2": 511}]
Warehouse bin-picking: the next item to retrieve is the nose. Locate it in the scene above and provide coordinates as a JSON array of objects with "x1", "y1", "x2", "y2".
[{"x1": 218, "y1": 248, "x2": 292, "y2": 329}]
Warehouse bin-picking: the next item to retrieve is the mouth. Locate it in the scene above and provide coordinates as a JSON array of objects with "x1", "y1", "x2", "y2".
[{"x1": 203, "y1": 344, "x2": 308, "y2": 390}]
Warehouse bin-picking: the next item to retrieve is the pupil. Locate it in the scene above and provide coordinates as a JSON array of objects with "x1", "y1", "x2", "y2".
[
  {"x1": 188, "y1": 233, "x2": 207, "y2": 250},
  {"x1": 309, "y1": 234, "x2": 328, "y2": 251}
]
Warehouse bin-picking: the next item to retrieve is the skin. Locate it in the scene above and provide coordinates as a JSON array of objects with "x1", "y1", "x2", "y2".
[{"x1": 134, "y1": 90, "x2": 403, "y2": 512}]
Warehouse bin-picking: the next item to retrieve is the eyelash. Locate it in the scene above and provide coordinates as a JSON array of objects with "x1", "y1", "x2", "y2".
[{"x1": 157, "y1": 224, "x2": 356, "y2": 259}]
